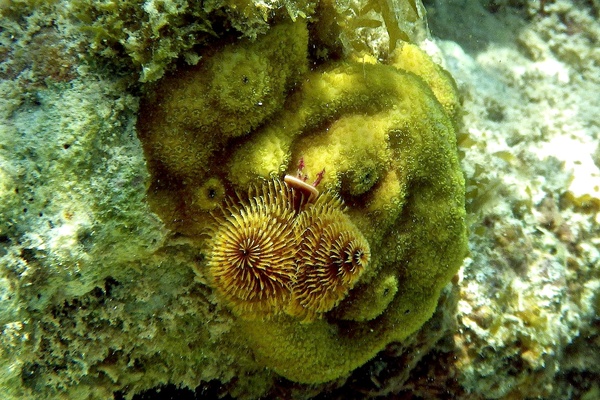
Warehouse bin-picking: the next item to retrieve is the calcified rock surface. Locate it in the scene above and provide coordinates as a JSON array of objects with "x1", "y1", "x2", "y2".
[{"x1": 401, "y1": 0, "x2": 600, "y2": 398}]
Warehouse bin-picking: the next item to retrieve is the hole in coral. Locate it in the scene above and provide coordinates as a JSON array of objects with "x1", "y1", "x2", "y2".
[{"x1": 20, "y1": 362, "x2": 42, "y2": 388}]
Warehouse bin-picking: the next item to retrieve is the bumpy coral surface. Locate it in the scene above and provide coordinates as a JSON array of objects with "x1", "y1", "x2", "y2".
[
  {"x1": 0, "y1": 0, "x2": 469, "y2": 397},
  {"x1": 138, "y1": 17, "x2": 466, "y2": 383}
]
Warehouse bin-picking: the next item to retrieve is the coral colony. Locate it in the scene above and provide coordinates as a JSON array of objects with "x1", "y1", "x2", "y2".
[{"x1": 138, "y1": 19, "x2": 466, "y2": 383}]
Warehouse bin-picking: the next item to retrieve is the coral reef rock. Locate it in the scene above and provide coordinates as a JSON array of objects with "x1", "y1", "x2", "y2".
[{"x1": 0, "y1": 0, "x2": 472, "y2": 398}]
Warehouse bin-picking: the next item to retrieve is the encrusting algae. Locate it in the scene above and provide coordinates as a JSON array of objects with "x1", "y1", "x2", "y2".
[{"x1": 138, "y1": 16, "x2": 466, "y2": 385}]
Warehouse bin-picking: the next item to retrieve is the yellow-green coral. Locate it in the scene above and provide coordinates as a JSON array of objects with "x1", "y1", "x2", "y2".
[
  {"x1": 390, "y1": 42, "x2": 461, "y2": 120},
  {"x1": 225, "y1": 59, "x2": 466, "y2": 383},
  {"x1": 138, "y1": 20, "x2": 308, "y2": 179},
  {"x1": 193, "y1": 177, "x2": 226, "y2": 211},
  {"x1": 138, "y1": 16, "x2": 466, "y2": 385}
]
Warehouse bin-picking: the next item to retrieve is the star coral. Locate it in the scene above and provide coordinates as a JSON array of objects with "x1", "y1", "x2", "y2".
[
  {"x1": 4, "y1": 0, "x2": 600, "y2": 398},
  {"x1": 137, "y1": 15, "x2": 466, "y2": 386},
  {"x1": 137, "y1": 20, "x2": 308, "y2": 182}
]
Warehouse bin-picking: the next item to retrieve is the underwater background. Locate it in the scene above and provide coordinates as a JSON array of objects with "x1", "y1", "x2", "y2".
[{"x1": 0, "y1": 0, "x2": 599, "y2": 399}]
